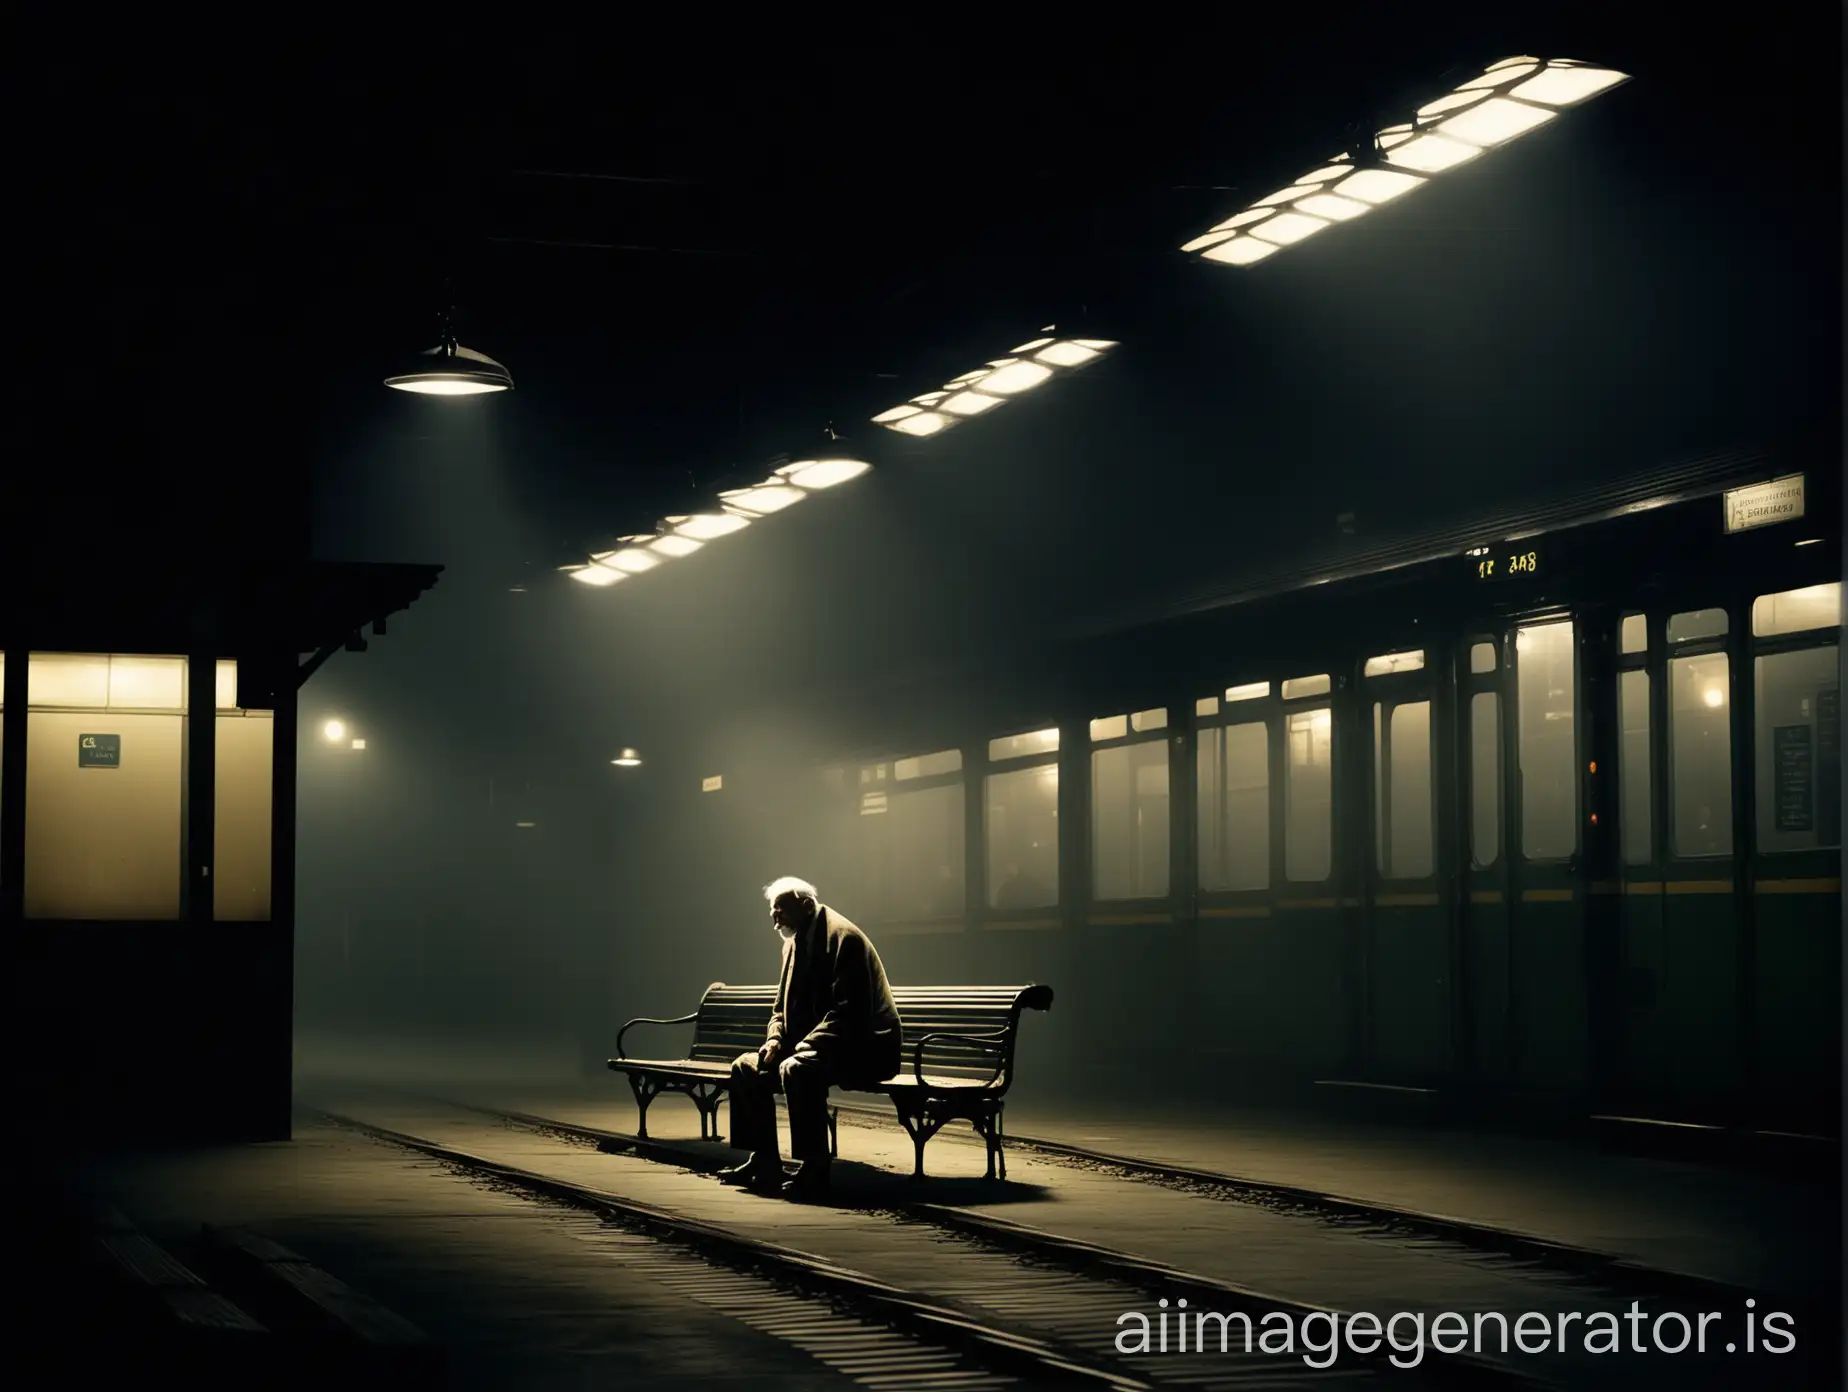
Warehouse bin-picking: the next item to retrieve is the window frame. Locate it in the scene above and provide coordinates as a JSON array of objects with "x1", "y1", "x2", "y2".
[
  {"x1": 1616, "y1": 611, "x2": 1657, "y2": 871},
  {"x1": 1364, "y1": 650, "x2": 1437, "y2": 885},
  {"x1": 1279, "y1": 674, "x2": 1337, "y2": 886},
  {"x1": 1461, "y1": 634, "x2": 1504, "y2": 873},
  {"x1": 981, "y1": 723, "x2": 1063, "y2": 916},
  {"x1": 1087, "y1": 708, "x2": 1175, "y2": 905},
  {"x1": 1194, "y1": 688, "x2": 1276, "y2": 898},
  {"x1": 20, "y1": 651, "x2": 193, "y2": 922},
  {"x1": 1662, "y1": 605, "x2": 1736, "y2": 864},
  {"x1": 1749, "y1": 584, "x2": 1841, "y2": 865},
  {"x1": 1510, "y1": 614, "x2": 1582, "y2": 866}
]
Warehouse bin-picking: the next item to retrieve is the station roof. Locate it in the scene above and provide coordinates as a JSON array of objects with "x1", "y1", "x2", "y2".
[{"x1": 0, "y1": 558, "x2": 442, "y2": 662}]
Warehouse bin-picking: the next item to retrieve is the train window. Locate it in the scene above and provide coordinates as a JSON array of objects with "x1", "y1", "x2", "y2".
[
  {"x1": 1364, "y1": 650, "x2": 1425, "y2": 677},
  {"x1": 1131, "y1": 707, "x2": 1169, "y2": 733},
  {"x1": 1198, "y1": 721, "x2": 1269, "y2": 891},
  {"x1": 1092, "y1": 740, "x2": 1170, "y2": 900},
  {"x1": 1470, "y1": 642, "x2": 1497, "y2": 674},
  {"x1": 1282, "y1": 675, "x2": 1331, "y2": 700},
  {"x1": 989, "y1": 728, "x2": 1059, "y2": 762},
  {"x1": 1516, "y1": 621, "x2": 1577, "y2": 860},
  {"x1": 1752, "y1": 582, "x2": 1841, "y2": 638},
  {"x1": 985, "y1": 764, "x2": 1058, "y2": 909},
  {"x1": 1667, "y1": 608, "x2": 1728, "y2": 644},
  {"x1": 1285, "y1": 708, "x2": 1333, "y2": 881},
  {"x1": 880, "y1": 780, "x2": 966, "y2": 919},
  {"x1": 1754, "y1": 645, "x2": 1841, "y2": 852},
  {"x1": 1226, "y1": 681, "x2": 1270, "y2": 702},
  {"x1": 1668, "y1": 651, "x2": 1732, "y2": 858},
  {"x1": 1374, "y1": 701, "x2": 1434, "y2": 879},
  {"x1": 1619, "y1": 670, "x2": 1652, "y2": 865},
  {"x1": 894, "y1": 749, "x2": 962, "y2": 780},
  {"x1": 1469, "y1": 692, "x2": 1501, "y2": 868},
  {"x1": 1090, "y1": 715, "x2": 1129, "y2": 742},
  {"x1": 1195, "y1": 696, "x2": 1220, "y2": 718},
  {"x1": 1620, "y1": 614, "x2": 1647, "y2": 655}
]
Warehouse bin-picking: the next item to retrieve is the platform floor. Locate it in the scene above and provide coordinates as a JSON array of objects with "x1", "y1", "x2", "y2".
[
  {"x1": 66, "y1": 1081, "x2": 1840, "y2": 1390},
  {"x1": 469, "y1": 1081, "x2": 1838, "y2": 1303}
]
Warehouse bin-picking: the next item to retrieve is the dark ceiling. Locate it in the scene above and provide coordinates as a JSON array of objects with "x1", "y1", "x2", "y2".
[
  {"x1": 28, "y1": 8, "x2": 1831, "y2": 550},
  {"x1": 13, "y1": 9, "x2": 1838, "y2": 761}
]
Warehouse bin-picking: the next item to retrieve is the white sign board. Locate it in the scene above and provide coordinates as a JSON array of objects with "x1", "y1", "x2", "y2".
[{"x1": 1724, "y1": 474, "x2": 1806, "y2": 534}]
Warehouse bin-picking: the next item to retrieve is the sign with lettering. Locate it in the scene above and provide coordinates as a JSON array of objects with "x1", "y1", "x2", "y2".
[
  {"x1": 1470, "y1": 545, "x2": 1542, "y2": 582},
  {"x1": 78, "y1": 733, "x2": 121, "y2": 768},
  {"x1": 1772, "y1": 725, "x2": 1812, "y2": 832},
  {"x1": 1724, "y1": 474, "x2": 1805, "y2": 534}
]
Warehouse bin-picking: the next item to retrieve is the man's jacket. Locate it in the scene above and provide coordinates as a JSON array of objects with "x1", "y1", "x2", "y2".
[{"x1": 766, "y1": 905, "x2": 902, "y2": 1083}]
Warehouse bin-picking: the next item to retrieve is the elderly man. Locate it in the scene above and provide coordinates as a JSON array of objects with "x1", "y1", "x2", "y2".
[{"x1": 718, "y1": 876, "x2": 902, "y2": 1197}]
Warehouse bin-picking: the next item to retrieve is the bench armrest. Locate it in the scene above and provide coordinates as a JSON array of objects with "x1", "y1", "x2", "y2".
[
  {"x1": 912, "y1": 1029, "x2": 1010, "y2": 1087},
  {"x1": 615, "y1": 1011, "x2": 699, "y2": 1061}
]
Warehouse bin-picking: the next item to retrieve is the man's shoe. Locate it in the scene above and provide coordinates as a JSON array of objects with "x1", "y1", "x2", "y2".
[
  {"x1": 716, "y1": 1154, "x2": 768, "y2": 1186},
  {"x1": 780, "y1": 1160, "x2": 831, "y2": 1201}
]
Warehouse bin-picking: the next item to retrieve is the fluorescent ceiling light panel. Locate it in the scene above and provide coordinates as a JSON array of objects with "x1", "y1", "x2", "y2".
[{"x1": 1181, "y1": 54, "x2": 1628, "y2": 267}]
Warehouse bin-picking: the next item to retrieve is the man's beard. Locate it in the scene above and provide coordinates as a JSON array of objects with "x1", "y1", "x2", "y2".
[{"x1": 775, "y1": 925, "x2": 797, "y2": 942}]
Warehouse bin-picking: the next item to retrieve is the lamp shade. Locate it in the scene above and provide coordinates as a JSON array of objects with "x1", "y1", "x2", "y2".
[{"x1": 384, "y1": 339, "x2": 513, "y2": 395}]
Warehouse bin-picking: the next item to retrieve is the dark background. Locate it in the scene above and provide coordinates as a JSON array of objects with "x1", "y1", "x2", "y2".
[{"x1": 10, "y1": 8, "x2": 1839, "y2": 1069}]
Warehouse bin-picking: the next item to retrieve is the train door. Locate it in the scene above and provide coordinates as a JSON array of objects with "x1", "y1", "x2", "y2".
[
  {"x1": 1746, "y1": 581, "x2": 1842, "y2": 1131},
  {"x1": 1358, "y1": 646, "x2": 1450, "y2": 1082},
  {"x1": 1607, "y1": 582, "x2": 1843, "y2": 1126},
  {"x1": 1457, "y1": 634, "x2": 1514, "y2": 1084},
  {"x1": 1607, "y1": 610, "x2": 1670, "y2": 1111},
  {"x1": 1455, "y1": 615, "x2": 1589, "y2": 1093},
  {"x1": 1602, "y1": 602, "x2": 1742, "y2": 1119}
]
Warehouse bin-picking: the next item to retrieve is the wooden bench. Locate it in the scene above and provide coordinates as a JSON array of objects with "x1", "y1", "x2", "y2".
[{"x1": 609, "y1": 982, "x2": 1053, "y2": 1179}]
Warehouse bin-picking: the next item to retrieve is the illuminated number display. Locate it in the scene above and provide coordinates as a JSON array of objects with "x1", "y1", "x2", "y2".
[{"x1": 1471, "y1": 547, "x2": 1542, "y2": 581}]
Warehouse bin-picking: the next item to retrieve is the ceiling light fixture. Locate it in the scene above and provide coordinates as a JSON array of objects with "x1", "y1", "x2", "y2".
[
  {"x1": 1182, "y1": 56, "x2": 1630, "y2": 269},
  {"x1": 562, "y1": 430, "x2": 874, "y2": 590},
  {"x1": 872, "y1": 329, "x2": 1118, "y2": 438},
  {"x1": 384, "y1": 306, "x2": 513, "y2": 395}
]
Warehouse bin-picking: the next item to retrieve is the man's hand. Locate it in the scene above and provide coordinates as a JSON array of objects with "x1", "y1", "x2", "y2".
[
  {"x1": 757, "y1": 1043, "x2": 780, "y2": 1070},
  {"x1": 779, "y1": 1042, "x2": 818, "y2": 1090}
]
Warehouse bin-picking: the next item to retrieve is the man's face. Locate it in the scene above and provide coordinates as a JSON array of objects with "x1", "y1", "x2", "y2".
[{"x1": 771, "y1": 893, "x2": 816, "y2": 937}]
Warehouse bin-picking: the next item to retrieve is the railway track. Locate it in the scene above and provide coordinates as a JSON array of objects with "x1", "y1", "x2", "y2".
[
  {"x1": 312, "y1": 1093, "x2": 1830, "y2": 1389},
  {"x1": 819, "y1": 1102, "x2": 1802, "y2": 1318},
  {"x1": 313, "y1": 1100, "x2": 1536, "y2": 1390}
]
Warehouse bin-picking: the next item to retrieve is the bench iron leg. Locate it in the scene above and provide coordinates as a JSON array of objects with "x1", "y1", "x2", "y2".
[
  {"x1": 892, "y1": 1101, "x2": 947, "y2": 1179},
  {"x1": 692, "y1": 1084, "x2": 727, "y2": 1141},
  {"x1": 972, "y1": 1106, "x2": 1006, "y2": 1180},
  {"x1": 827, "y1": 1106, "x2": 838, "y2": 1160},
  {"x1": 626, "y1": 1074, "x2": 657, "y2": 1139}
]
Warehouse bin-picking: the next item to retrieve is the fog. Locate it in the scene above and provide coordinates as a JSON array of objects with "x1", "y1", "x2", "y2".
[{"x1": 286, "y1": 17, "x2": 1836, "y2": 1113}]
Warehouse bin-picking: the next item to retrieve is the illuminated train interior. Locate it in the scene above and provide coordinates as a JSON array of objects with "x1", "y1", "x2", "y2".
[{"x1": 675, "y1": 466, "x2": 1841, "y2": 1133}]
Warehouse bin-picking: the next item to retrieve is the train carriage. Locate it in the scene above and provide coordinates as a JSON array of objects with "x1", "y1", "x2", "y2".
[{"x1": 754, "y1": 453, "x2": 1841, "y2": 1132}]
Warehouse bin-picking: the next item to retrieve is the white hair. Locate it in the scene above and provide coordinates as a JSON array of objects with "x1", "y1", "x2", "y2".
[{"x1": 763, "y1": 875, "x2": 819, "y2": 905}]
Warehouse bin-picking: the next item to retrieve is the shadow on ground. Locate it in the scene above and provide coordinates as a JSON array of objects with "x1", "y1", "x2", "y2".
[{"x1": 594, "y1": 1135, "x2": 1052, "y2": 1208}]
